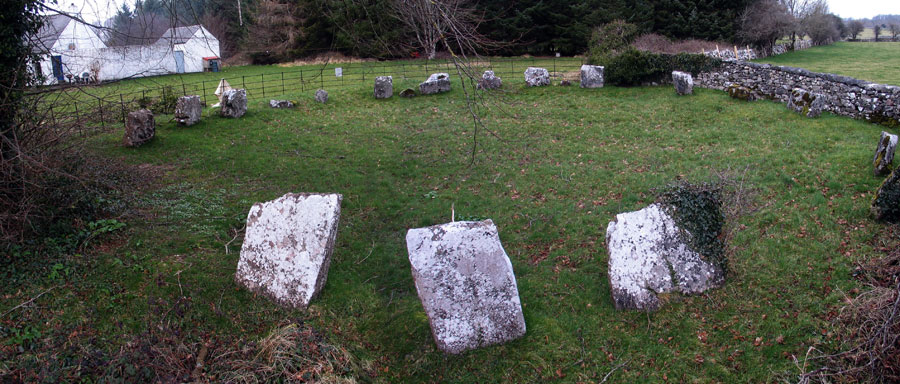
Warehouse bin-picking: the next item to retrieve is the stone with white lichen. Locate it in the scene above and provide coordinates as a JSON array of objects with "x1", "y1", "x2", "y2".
[
  {"x1": 235, "y1": 193, "x2": 342, "y2": 309},
  {"x1": 524, "y1": 67, "x2": 550, "y2": 87},
  {"x1": 672, "y1": 71, "x2": 693, "y2": 95},
  {"x1": 606, "y1": 204, "x2": 723, "y2": 311},
  {"x1": 406, "y1": 220, "x2": 526, "y2": 354},
  {"x1": 873, "y1": 131, "x2": 898, "y2": 176},
  {"x1": 580, "y1": 65, "x2": 604, "y2": 88}
]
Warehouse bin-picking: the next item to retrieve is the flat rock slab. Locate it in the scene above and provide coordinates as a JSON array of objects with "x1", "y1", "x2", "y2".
[
  {"x1": 477, "y1": 70, "x2": 502, "y2": 90},
  {"x1": 580, "y1": 65, "x2": 604, "y2": 88},
  {"x1": 315, "y1": 89, "x2": 328, "y2": 103},
  {"x1": 269, "y1": 99, "x2": 294, "y2": 108},
  {"x1": 874, "y1": 131, "x2": 898, "y2": 176},
  {"x1": 123, "y1": 109, "x2": 155, "y2": 147},
  {"x1": 235, "y1": 193, "x2": 342, "y2": 309},
  {"x1": 221, "y1": 89, "x2": 247, "y2": 118},
  {"x1": 524, "y1": 67, "x2": 550, "y2": 87},
  {"x1": 726, "y1": 84, "x2": 758, "y2": 101},
  {"x1": 606, "y1": 204, "x2": 723, "y2": 311},
  {"x1": 420, "y1": 73, "x2": 451, "y2": 95},
  {"x1": 787, "y1": 88, "x2": 825, "y2": 118},
  {"x1": 672, "y1": 71, "x2": 693, "y2": 95},
  {"x1": 174, "y1": 95, "x2": 202, "y2": 126},
  {"x1": 375, "y1": 76, "x2": 393, "y2": 99},
  {"x1": 399, "y1": 88, "x2": 417, "y2": 98},
  {"x1": 406, "y1": 220, "x2": 526, "y2": 354}
]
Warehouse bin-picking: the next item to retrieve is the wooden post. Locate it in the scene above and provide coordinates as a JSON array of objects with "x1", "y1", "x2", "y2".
[
  {"x1": 261, "y1": 73, "x2": 266, "y2": 97},
  {"x1": 120, "y1": 94, "x2": 126, "y2": 127}
]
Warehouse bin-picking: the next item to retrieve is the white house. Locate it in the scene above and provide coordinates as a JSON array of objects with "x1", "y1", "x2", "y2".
[{"x1": 33, "y1": 13, "x2": 221, "y2": 85}]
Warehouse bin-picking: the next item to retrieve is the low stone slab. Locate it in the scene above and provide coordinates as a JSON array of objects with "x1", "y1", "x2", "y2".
[
  {"x1": 399, "y1": 88, "x2": 416, "y2": 98},
  {"x1": 315, "y1": 89, "x2": 328, "y2": 104},
  {"x1": 787, "y1": 88, "x2": 825, "y2": 118},
  {"x1": 606, "y1": 204, "x2": 723, "y2": 311},
  {"x1": 174, "y1": 95, "x2": 202, "y2": 126},
  {"x1": 420, "y1": 73, "x2": 451, "y2": 95},
  {"x1": 580, "y1": 65, "x2": 604, "y2": 88},
  {"x1": 874, "y1": 131, "x2": 898, "y2": 176},
  {"x1": 672, "y1": 71, "x2": 693, "y2": 95},
  {"x1": 726, "y1": 84, "x2": 758, "y2": 101},
  {"x1": 375, "y1": 76, "x2": 393, "y2": 99},
  {"x1": 524, "y1": 67, "x2": 550, "y2": 87},
  {"x1": 477, "y1": 70, "x2": 502, "y2": 90},
  {"x1": 406, "y1": 220, "x2": 526, "y2": 354},
  {"x1": 269, "y1": 99, "x2": 294, "y2": 108},
  {"x1": 235, "y1": 193, "x2": 343, "y2": 309},
  {"x1": 221, "y1": 89, "x2": 247, "y2": 118},
  {"x1": 123, "y1": 109, "x2": 155, "y2": 147}
]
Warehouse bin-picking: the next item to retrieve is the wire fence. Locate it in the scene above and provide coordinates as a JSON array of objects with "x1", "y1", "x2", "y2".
[{"x1": 39, "y1": 56, "x2": 586, "y2": 134}]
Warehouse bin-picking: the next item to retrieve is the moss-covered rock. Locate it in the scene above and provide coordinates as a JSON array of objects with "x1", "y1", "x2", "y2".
[
  {"x1": 786, "y1": 88, "x2": 825, "y2": 118},
  {"x1": 872, "y1": 166, "x2": 900, "y2": 223},
  {"x1": 726, "y1": 84, "x2": 758, "y2": 101}
]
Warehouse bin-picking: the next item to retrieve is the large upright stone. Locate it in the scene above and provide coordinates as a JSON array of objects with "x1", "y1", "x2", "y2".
[
  {"x1": 787, "y1": 88, "x2": 825, "y2": 118},
  {"x1": 606, "y1": 204, "x2": 723, "y2": 311},
  {"x1": 406, "y1": 220, "x2": 526, "y2": 354},
  {"x1": 235, "y1": 193, "x2": 342, "y2": 309},
  {"x1": 420, "y1": 73, "x2": 451, "y2": 95},
  {"x1": 315, "y1": 89, "x2": 328, "y2": 104},
  {"x1": 874, "y1": 131, "x2": 898, "y2": 176},
  {"x1": 524, "y1": 67, "x2": 550, "y2": 87},
  {"x1": 477, "y1": 70, "x2": 502, "y2": 90},
  {"x1": 672, "y1": 71, "x2": 693, "y2": 95},
  {"x1": 580, "y1": 65, "x2": 604, "y2": 88},
  {"x1": 220, "y1": 89, "x2": 247, "y2": 118},
  {"x1": 123, "y1": 109, "x2": 155, "y2": 147},
  {"x1": 374, "y1": 76, "x2": 393, "y2": 99},
  {"x1": 174, "y1": 95, "x2": 201, "y2": 126}
]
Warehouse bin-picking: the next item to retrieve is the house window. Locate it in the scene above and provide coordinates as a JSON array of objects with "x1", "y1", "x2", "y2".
[{"x1": 68, "y1": 43, "x2": 76, "y2": 50}]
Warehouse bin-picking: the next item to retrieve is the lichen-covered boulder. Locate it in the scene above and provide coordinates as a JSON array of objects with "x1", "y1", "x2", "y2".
[
  {"x1": 406, "y1": 220, "x2": 526, "y2": 354},
  {"x1": 873, "y1": 167, "x2": 900, "y2": 223},
  {"x1": 123, "y1": 109, "x2": 155, "y2": 147},
  {"x1": 606, "y1": 204, "x2": 724, "y2": 311},
  {"x1": 374, "y1": 76, "x2": 393, "y2": 99},
  {"x1": 399, "y1": 88, "x2": 416, "y2": 98},
  {"x1": 787, "y1": 88, "x2": 825, "y2": 118},
  {"x1": 420, "y1": 73, "x2": 451, "y2": 95},
  {"x1": 580, "y1": 65, "x2": 604, "y2": 88},
  {"x1": 269, "y1": 99, "x2": 294, "y2": 108},
  {"x1": 174, "y1": 95, "x2": 202, "y2": 126},
  {"x1": 524, "y1": 67, "x2": 550, "y2": 87},
  {"x1": 315, "y1": 89, "x2": 328, "y2": 104},
  {"x1": 221, "y1": 89, "x2": 247, "y2": 118},
  {"x1": 477, "y1": 70, "x2": 502, "y2": 90},
  {"x1": 672, "y1": 71, "x2": 693, "y2": 95},
  {"x1": 726, "y1": 84, "x2": 758, "y2": 101},
  {"x1": 235, "y1": 193, "x2": 343, "y2": 309},
  {"x1": 873, "y1": 131, "x2": 898, "y2": 176}
]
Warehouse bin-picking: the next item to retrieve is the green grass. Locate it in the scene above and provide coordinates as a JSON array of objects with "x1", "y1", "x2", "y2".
[
  {"x1": 3, "y1": 69, "x2": 895, "y2": 382},
  {"x1": 755, "y1": 41, "x2": 900, "y2": 85}
]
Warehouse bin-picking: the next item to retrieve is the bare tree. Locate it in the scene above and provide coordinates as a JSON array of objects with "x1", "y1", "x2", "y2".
[
  {"x1": 246, "y1": 0, "x2": 298, "y2": 61},
  {"x1": 390, "y1": 0, "x2": 483, "y2": 59},
  {"x1": 801, "y1": 0, "x2": 839, "y2": 45},
  {"x1": 890, "y1": 23, "x2": 900, "y2": 41},
  {"x1": 873, "y1": 24, "x2": 882, "y2": 41},
  {"x1": 778, "y1": 0, "x2": 808, "y2": 49},
  {"x1": 739, "y1": 0, "x2": 795, "y2": 52},
  {"x1": 848, "y1": 20, "x2": 865, "y2": 40}
]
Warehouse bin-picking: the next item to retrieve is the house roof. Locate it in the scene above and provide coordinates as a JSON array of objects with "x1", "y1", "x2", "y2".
[
  {"x1": 157, "y1": 25, "x2": 201, "y2": 44},
  {"x1": 32, "y1": 14, "x2": 72, "y2": 53}
]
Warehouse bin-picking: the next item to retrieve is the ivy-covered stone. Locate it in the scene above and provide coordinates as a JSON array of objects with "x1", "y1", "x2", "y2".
[
  {"x1": 872, "y1": 167, "x2": 900, "y2": 223},
  {"x1": 726, "y1": 84, "x2": 758, "y2": 101},
  {"x1": 873, "y1": 131, "x2": 898, "y2": 176}
]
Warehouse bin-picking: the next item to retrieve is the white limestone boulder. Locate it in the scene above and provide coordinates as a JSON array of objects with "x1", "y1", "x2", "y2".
[
  {"x1": 524, "y1": 67, "x2": 550, "y2": 87},
  {"x1": 606, "y1": 204, "x2": 723, "y2": 311},
  {"x1": 873, "y1": 131, "x2": 898, "y2": 176},
  {"x1": 580, "y1": 65, "x2": 604, "y2": 88},
  {"x1": 315, "y1": 89, "x2": 328, "y2": 103},
  {"x1": 672, "y1": 71, "x2": 693, "y2": 95},
  {"x1": 235, "y1": 193, "x2": 342, "y2": 309},
  {"x1": 220, "y1": 89, "x2": 247, "y2": 118},
  {"x1": 419, "y1": 73, "x2": 451, "y2": 95},
  {"x1": 406, "y1": 220, "x2": 526, "y2": 354},
  {"x1": 477, "y1": 70, "x2": 502, "y2": 90},
  {"x1": 174, "y1": 95, "x2": 202, "y2": 126},
  {"x1": 123, "y1": 109, "x2": 155, "y2": 147},
  {"x1": 374, "y1": 76, "x2": 393, "y2": 99}
]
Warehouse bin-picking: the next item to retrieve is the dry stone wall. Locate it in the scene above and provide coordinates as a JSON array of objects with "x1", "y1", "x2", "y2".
[{"x1": 697, "y1": 61, "x2": 900, "y2": 126}]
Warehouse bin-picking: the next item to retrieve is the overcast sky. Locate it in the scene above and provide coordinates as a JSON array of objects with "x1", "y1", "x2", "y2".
[{"x1": 53, "y1": 0, "x2": 900, "y2": 24}]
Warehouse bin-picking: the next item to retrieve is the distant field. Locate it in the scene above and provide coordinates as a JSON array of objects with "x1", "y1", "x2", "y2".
[
  {"x1": 856, "y1": 27, "x2": 899, "y2": 40},
  {"x1": 755, "y1": 41, "x2": 900, "y2": 85}
]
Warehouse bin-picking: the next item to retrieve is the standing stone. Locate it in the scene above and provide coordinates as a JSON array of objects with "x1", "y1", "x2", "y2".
[
  {"x1": 123, "y1": 109, "x2": 155, "y2": 147},
  {"x1": 524, "y1": 67, "x2": 550, "y2": 87},
  {"x1": 606, "y1": 204, "x2": 724, "y2": 311},
  {"x1": 873, "y1": 166, "x2": 900, "y2": 223},
  {"x1": 420, "y1": 73, "x2": 451, "y2": 95},
  {"x1": 174, "y1": 95, "x2": 202, "y2": 126},
  {"x1": 269, "y1": 99, "x2": 294, "y2": 108},
  {"x1": 374, "y1": 76, "x2": 393, "y2": 99},
  {"x1": 477, "y1": 70, "x2": 502, "y2": 90},
  {"x1": 315, "y1": 89, "x2": 328, "y2": 104},
  {"x1": 787, "y1": 88, "x2": 825, "y2": 118},
  {"x1": 874, "y1": 131, "x2": 899, "y2": 176},
  {"x1": 406, "y1": 220, "x2": 526, "y2": 354},
  {"x1": 220, "y1": 89, "x2": 247, "y2": 118},
  {"x1": 672, "y1": 71, "x2": 693, "y2": 95},
  {"x1": 235, "y1": 193, "x2": 342, "y2": 309},
  {"x1": 580, "y1": 65, "x2": 604, "y2": 88}
]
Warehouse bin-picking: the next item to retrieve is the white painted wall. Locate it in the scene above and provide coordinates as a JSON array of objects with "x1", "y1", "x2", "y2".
[{"x1": 37, "y1": 19, "x2": 107, "y2": 84}]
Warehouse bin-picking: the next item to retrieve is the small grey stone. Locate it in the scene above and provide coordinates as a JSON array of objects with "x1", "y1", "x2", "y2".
[
  {"x1": 235, "y1": 193, "x2": 342, "y2": 309},
  {"x1": 524, "y1": 67, "x2": 550, "y2": 87},
  {"x1": 672, "y1": 71, "x2": 693, "y2": 95},
  {"x1": 375, "y1": 76, "x2": 393, "y2": 99},
  {"x1": 580, "y1": 65, "x2": 604, "y2": 88},
  {"x1": 477, "y1": 70, "x2": 502, "y2": 90},
  {"x1": 174, "y1": 95, "x2": 202, "y2": 126},
  {"x1": 123, "y1": 109, "x2": 155, "y2": 147},
  {"x1": 874, "y1": 131, "x2": 898, "y2": 176},
  {"x1": 221, "y1": 89, "x2": 247, "y2": 118},
  {"x1": 419, "y1": 73, "x2": 451, "y2": 95},
  {"x1": 399, "y1": 88, "x2": 417, "y2": 98},
  {"x1": 315, "y1": 89, "x2": 328, "y2": 104},
  {"x1": 269, "y1": 99, "x2": 294, "y2": 108},
  {"x1": 406, "y1": 220, "x2": 526, "y2": 354}
]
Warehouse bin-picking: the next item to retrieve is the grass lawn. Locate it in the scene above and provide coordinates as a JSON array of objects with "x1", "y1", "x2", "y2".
[
  {"x1": 755, "y1": 41, "x2": 900, "y2": 86},
  {"x1": 2, "y1": 68, "x2": 896, "y2": 381}
]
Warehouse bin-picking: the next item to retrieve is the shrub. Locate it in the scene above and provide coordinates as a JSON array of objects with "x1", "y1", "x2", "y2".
[
  {"x1": 589, "y1": 48, "x2": 720, "y2": 86},
  {"x1": 588, "y1": 20, "x2": 640, "y2": 56}
]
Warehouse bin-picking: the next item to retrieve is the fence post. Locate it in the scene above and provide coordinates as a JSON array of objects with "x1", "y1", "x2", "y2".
[
  {"x1": 74, "y1": 101, "x2": 80, "y2": 134},
  {"x1": 242, "y1": 75, "x2": 246, "y2": 91},
  {"x1": 300, "y1": 69, "x2": 304, "y2": 92},
  {"x1": 281, "y1": 72, "x2": 285, "y2": 95},
  {"x1": 98, "y1": 99, "x2": 104, "y2": 129},
  {"x1": 261, "y1": 73, "x2": 266, "y2": 97},
  {"x1": 201, "y1": 81, "x2": 207, "y2": 106},
  {"x1": 120, "y1": 94, "x2": 127, "y2": 128}
]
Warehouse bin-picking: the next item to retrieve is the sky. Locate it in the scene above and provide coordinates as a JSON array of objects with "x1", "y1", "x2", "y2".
[{"x1": 51, "y1": 0, "x2": 900, "y2": 24}]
